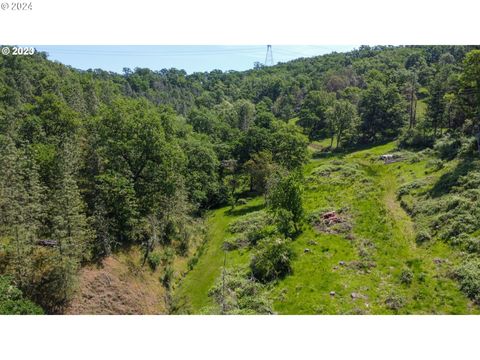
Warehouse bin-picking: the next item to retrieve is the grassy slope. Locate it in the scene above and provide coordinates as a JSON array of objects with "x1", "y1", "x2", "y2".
[
  {"x1": 176, "y1": 141, "x2": 478, "y2": 314},
  {"x1": 175, "y1": 198, "x2": 264, "y2": 312}
]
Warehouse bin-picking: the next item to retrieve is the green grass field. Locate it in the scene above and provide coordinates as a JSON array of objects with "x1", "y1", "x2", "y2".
[{"x1": 175, "y1": 140, "x2": 478, "y2": 314}]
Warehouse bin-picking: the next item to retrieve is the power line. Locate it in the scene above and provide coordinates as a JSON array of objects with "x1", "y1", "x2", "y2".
[{"x1": 36, "y1": 46, "x2": 266, "y2": 57}]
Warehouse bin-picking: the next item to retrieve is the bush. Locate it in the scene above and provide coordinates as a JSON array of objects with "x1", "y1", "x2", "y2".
[
  {"x1": 399, "y1": 269, "x2": 414, "y2": 285},
  {"x1": 398, "y1": 128, "x2": 434, "y2": 150},
  {"x1": 250, "y1": 237, "x2": 294, "y2": 283},
  {"x1": 237, "y1": 198, "x2": 248, "y2": 205},
  {"x1": 434, "y1": 134, "x2": 463, "y2": 160},
  {"x1": 465, "y1": 237, "x2": 480, "y2": 254},
  {"x1": 229, "y1": 210, "x2": 272, "y2": 234},
  {"x1": 274, "y1": 208, "x2": 297, "y2": 238},
  {"x1": 415, "y1": 228, "x2": 432, "y2": 244},
  {"x1": 425, "y1": 159, "x2": 444, "y2": 172},
  {"x1": 385, "y1": 293, "x2": 405, "y2": 311},
  {"x1": 208, "y1": 267, "x2": 273, "y2": 314},
  {"x1": 455, "y1": 258, "x2": 480, "y2": 303},
  {"x1": 176, "y1": 232, "x2": 190, "y2": 257},
  {"x1": 397, "y1": 180, "x2": 426, "y2": 198},
  {"x1": 147, "y1": 251, "x2": 161, "y2": 271},
  {"x1": 0, "y1": 276, "x2": 43, "y2": 315},
  {"x1": 228, "y1": 211, "x2": 276, "y2": 247},
  {"x1": 161, "y1": 265, "x2": 174, "y2": 289},
  {"x1": 22, "y1": 248, "x2": 78, "y2": 314},
  {"x1": 458, "y1": 137, "x2": 478, "y2": 157}
]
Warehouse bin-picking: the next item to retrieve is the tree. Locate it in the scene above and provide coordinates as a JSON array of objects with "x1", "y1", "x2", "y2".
[
  {"x1": 235, "y1": 126, "x2": 272, "y2": 164},
  {"x1": 460, "y1": 50, "x2": 480, "y2": 152},
  {"x1": 0, "y1": 276, "x2": 43, "y2": 314},
  {"x1": 243, "y1": 151, "x2": 276, "y2": 194},
  {"x1": 359, "y1": 81, "x2": 407, "y2": 142},
  {"x1": 234, "y1": 99, "x2": 255, "y2": 131},
  {"x1": 326, "y1": 100, "x2": 359, "y2": 148},
  {"x1": 267, "y1": 172, "x2": 304, "y2": 236},
  {"x1": 298, "y1": 90, "x2": 336, "y2": 140},
  {"x1": 271, "y1": 123, "x2": 309, "y2": 170},
  {"x1": 183, "y1": 136, "x2": 220, "y2": 207},
  {"x1": 221, "y1": 159, "x2": 247, "y2": 209},
  {"x1": 427, "y1": 59, "x2": 456, "y2": 137}
]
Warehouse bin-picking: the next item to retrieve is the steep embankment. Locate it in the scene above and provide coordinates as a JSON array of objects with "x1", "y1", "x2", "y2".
[
  {"x1": 175, "y1": 141, "x2": 478, "y2": 314},
  {"x1": 66, "y1": 248, "x2": 167, "y2": 314}
]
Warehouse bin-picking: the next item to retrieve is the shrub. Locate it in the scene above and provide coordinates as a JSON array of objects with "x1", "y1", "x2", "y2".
[
  {"x1": 415, "y1": 228, "x2": 432, "y2": 244},
  {"x1": 397, "y1": 180, "x2": 426, "y2": 198},
  {"x1": 385, "y1": 293, "x2": 405, "y2": 311},
  {"x1": 434, "y1": 134, "x2": 463, "y2": 160},
  {"x1": 176, "y1": 232, "x2": 190, "y2": 257},
  {"x1": 187, "y1": 255, "x2": 199, "y2": 270},
  {"x1": 208, "y1": 267, "x2": 273, "y2": 314},
  {"x1": 398, "y1": 128, "x2": 434, "y2": 150},
  {"x1": 408, "y1": 154, "x2": 421, "y2": 163},
  {"x1": 425, "y1": 159, "x2": 444, "y2": 171},
  {"x1": 228, "y1": 211, "x2": 276, "y2": 247},
  {"x1": 455, "y1": 258, "x2": 480, "y2": 303},
  {"x1": 147, "y1": 251, "x2": 161, "y2": 271},
  {"x1": 21, "y1": 248, "x2": 78, "y2": 314},
  {"x1": 250, "y1": 237, "x2": 294, "y2": 283},
  {"x1": 465, "y1": 237, "x2": 480, "y2": 254},
  {"x1": 229, "y1": 210, "x2": 272, "y2": 234},
  {"x1": 161, "y1": 265, "x2": 174, "y2": 289},
  {"x1": 274, "y1": 208, "x2": 296, "y2": 238},
  {"x1": 0, "y1": 276, "x2": 43, "y2": 315},
  {"x1": 161, "y1": 247, "x2": 175, "y2": 266},
  {"x1": 458, "y1": 136, "x2": 478, "y2": 157},
  {"x1": 399, "y1": 269, "x2": 414, "y2": 285}
]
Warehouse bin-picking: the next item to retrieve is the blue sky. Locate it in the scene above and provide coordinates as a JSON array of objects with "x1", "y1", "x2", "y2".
[{"x1": 35, "y1": 45, "x2": 357, "y2": 74}]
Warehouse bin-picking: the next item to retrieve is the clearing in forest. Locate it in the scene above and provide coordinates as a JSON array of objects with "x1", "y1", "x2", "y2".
[{"x1": 175, "y1": 141, "x2": 478, "y2": 314}]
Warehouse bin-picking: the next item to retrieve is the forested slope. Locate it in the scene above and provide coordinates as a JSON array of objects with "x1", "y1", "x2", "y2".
[{"x1": 1, "y1": 45, "x2": 479, "y2": 314}]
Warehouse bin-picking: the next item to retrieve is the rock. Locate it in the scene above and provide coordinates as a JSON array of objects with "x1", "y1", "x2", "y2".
[
  {"x1": 345, "y1": 233, "x2": 355, "y2": 240},
  {"x1": 304, "y1": 248, "x2": 311, "y2": 253},
  {"x1": 339, "y1": 261, "x2": 346, "y2": 266},
  {"x1": 330, "y1": 291, "x2": 336, "y2": 296},
  {"x1": 333, "y1": 266, "x2": 339, "y2": 270},
  {"x1": 351, "y1": 292, "x2": 367, "y2": 300}
]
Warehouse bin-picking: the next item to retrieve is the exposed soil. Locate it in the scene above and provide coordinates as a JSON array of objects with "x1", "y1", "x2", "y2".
[{"x1": 65, "y1": 255, "x2": 167, "y2": 315}]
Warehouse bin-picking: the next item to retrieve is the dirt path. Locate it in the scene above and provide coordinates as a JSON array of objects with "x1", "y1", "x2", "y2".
[{"x1": 381, "y1": 168, "x2": 416, "y2": 246}]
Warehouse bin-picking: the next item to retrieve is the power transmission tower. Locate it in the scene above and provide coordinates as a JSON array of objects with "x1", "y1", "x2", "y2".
[{"x1": 265, "y1": 45, "x2": 274, "y2": 66}]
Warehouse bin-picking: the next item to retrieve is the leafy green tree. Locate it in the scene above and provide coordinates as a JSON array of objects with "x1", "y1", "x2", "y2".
[
  {"x1": 298, "y1": 90, "x2": 336, "y2": 140},
  {"x1": 358, "y1": 81, "x2": 407, "y2": 142},
  {"x1": 326, "y1": 100, "x2": 359, "y2": 148},
  {"x1": 267, "y1": 172, "x2": 304, "y2": 236},
  {"x1": 183, "y1": 136, "x2": 220, "y2": 207},
  {"x1": 460, "y1": 50, "x2": 480, "y2": 152},
  {"x1": 235, "y1": 126, "x2": 272, "y2": 164},
  {"x1": 271, "y1": 123, "x2": 309, "y2": 170},
  {"x1": 243, "y1": 151, "x2": 276, "y2": 194},
  {"x1": 234, "y1": 99, "x2": 255, "y2": 131}
]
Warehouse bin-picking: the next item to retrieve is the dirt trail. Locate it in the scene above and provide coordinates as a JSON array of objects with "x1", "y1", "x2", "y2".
[{"x1": 381, "y1": 169, "x2": 416, "y2": 245}]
